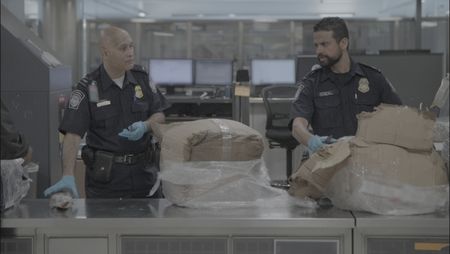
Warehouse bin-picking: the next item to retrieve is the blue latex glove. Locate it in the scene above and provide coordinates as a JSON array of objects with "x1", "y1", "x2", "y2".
[
  {"x1": 307, "y1": 135, "x2": 337, "y2": 153},
  {"x1": 118, "y1": 121, "x2": 148, "y2": 141},
  {"x1": 44, "y1": 175, "x2": 79, "y2": 198}
]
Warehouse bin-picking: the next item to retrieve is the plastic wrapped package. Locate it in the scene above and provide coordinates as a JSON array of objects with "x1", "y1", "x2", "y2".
[
  {"x1": 49, "y1": 191, "x2": 73, "y2": 209},
  {"x1": 157, "y1": 119, "x2": 316, "y2": 208},
  {"x1": 1, "y1": 159, "x2": 31, "y2": 211},
  {"x1": 324, "y1": 139, "x2": 449, "y2": 215},
  {"x1": 433, "y1": 117, "x2": 449, "y2": 142},
  {"x1": 443, "y1": 139, "x2": 449, "y2": 166}
]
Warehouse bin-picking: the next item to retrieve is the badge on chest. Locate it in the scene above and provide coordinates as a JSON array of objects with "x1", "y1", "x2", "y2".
[
  {"x1": 134, "y1": 85, "x2": 144, "y2": 99},
  {"x1": 358, "y1": 78, "x2": 370, "y2": 93}
]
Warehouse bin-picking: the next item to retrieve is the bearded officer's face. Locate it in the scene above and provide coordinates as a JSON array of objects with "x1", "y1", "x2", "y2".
[
  {"x1": 103, "y1": 31, "x2": 135, "y2": 72},
  {"x1": 313, "y1": 30, "x2": 347, "y2": 68}
]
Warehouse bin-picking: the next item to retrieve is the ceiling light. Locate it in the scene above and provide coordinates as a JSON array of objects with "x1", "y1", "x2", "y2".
[
  {"x1": 377, "y1": 17, "x2": 402, "y2": 21},
  {"x1": 319, "y1": 13, "x2": 354, "y2": 18},
  {"x1": 138, "y1": 11, "x2": 146, "y2": 18},
  {"x1": 131, "y1": 18, "x2": 155, "y2": 23},
  {"x1": 421, "y1": 21, "x2": 438, "y2": 28},
  {"x1": 153, "y1": 32, "x2": 174, "y2": 37},
  {"x1": 254, "y1": 16, "x2": 278, "y2": 22}
]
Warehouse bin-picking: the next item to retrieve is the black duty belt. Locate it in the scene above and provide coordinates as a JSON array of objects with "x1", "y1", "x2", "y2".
[{"x1": 113, "y1": 150, "x2": 150, "y2": 164}]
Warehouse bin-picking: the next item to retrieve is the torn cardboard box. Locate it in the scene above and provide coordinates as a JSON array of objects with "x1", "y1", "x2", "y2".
[{"x1": 356, "y1": 103, "x2": 435, "y2": 151}]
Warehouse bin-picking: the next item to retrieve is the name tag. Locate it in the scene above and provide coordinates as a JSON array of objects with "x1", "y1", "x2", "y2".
[
  {"x1": 96, "y1": 100, "x2": 111, "y2": 107},
  {"x1": 319, "y1": 90, "x2": 337, "y2": 97}
]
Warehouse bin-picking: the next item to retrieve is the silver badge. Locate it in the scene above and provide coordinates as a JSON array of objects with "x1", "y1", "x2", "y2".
[
  {"x1": 69, "y1": 90, "x2": 85, "y2": 110},
  {"x1": 358, "y1": 78, "x2": 370, "y2": 93}
]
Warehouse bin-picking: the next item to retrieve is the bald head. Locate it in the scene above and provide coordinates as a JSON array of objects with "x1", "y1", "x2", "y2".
[
  {"x1": 99, "y1": 26, "x2": 135, "y2": 77},
  {"x1": 100, "y1": 26, "x2": 130, "y2": 49}
]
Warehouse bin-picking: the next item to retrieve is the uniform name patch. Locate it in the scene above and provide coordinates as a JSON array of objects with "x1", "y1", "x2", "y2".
[
  {"x1": 319, "y1": 90, "x2": 337, "y2": 97},
  {"x1": 69, "y1": 90, "x2": 85, "y2": 110}
]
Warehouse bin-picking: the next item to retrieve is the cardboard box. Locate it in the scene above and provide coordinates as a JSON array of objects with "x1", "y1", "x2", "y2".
[
  {"x1": 289, "y1": 140, "x2": 351, "y2": 199},
  {"x1": 157, "y1": 119, "x2": 264, "y2": 162},
  {"x1": 156, "y1": 119, "x2": 269, "y2": 206},
  {"x1": 356, "y1": 103, "x2": 435, "y2": 151}
]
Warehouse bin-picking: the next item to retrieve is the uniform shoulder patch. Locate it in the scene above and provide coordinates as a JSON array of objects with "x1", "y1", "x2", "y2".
[
  {"x1": 294, "y1": 81, "x2": 306, "y2": 99},
  {"x1": 68, "y1": 90, "x2": 85, "y2": 110},
  {"x1": 359, "y1": 63, "x2": 382, "y2": 73}
]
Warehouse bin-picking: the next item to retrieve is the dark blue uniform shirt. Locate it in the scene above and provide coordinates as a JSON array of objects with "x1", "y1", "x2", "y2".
[
  {"x1": 59, "y1": 64, "x2": 169, "y2": 198},
  {"x1": 290, "y1": 60, "x2": 402, "y2": 139},
  {"x1": 60, "y1": 64, "x2": 169, "y2": 154}
]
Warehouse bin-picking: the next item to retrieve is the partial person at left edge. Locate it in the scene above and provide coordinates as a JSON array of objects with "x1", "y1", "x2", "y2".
[
  {"x1": 1, "y1": 99, "x2": 33, "y2": 209},
  {"x1": 44, "y1": 26, "x2": 170, "y2": 199},
  {"x1": 1, "y1": 100, "x2": 33, "y2": 163}
]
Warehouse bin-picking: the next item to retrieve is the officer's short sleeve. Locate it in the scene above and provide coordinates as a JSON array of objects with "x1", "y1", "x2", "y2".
[
  {"x1": 378, "y1": 73, "x2": 402, "y2": 105},
  {"x1": 289, "y1": 79, "x2": 315, "y2": 130},
  {"x1": 59, "y1": 83, "x2": 90, "y2": 137}
]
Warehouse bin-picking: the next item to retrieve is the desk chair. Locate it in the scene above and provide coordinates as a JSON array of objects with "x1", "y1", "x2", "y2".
[{"x1": 261, "y1": 85, "x2": 299, "y2": 188}]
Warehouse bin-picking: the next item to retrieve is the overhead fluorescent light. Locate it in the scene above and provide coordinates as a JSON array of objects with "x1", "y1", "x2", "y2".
[
  {"x1": 131, "y1": 18, "x2": 156, "y2": 23},
  {"x1": 421, "y1": 21, "x2": 438, "y2": 28},
  {"x1": 153, "y1": 32, "x2": 174, "y2": 37},
  {"x1": 138, "y1": 11, "x2": 147, "y2": 17},
  {"x1": 319, "y1": 13, "x2": 354, "y2": 18},
  {"x1": 254, "y1": 16, "x2": 278, "y2": 22},
  {"x1": 377, "y1": 17, "x2": 402, "y2": 21}
]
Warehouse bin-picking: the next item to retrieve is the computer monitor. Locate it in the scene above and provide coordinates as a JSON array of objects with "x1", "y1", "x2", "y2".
[
  {"x1": 251, "y1": 59, "x2": 296, "y2": 86},
  {"x1": 195, "y1": 59, "x2": 233, "y2": 86},
  {"x1": 148, "y1": 59, "x2": 193, "y2": 85}
]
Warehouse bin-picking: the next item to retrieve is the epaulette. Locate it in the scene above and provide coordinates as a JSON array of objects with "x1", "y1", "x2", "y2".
[
  {"x1": 302, "y1": 65, "x2": 321, "y2": 80},
  {"x1": 132, "y1": 64, "x2": 148, "y2": 74},
  {"x1": 359, "y1": 63, "x2": 382, "y2": 73},
  {"x1": 77, "y1": 76, "x2": 92, "y2": 89}
]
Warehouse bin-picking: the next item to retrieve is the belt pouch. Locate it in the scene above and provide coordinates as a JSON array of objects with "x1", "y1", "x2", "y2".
[
  {"x1": 81, "y1": 146, "x2": 95, "y2": 166},
  {"x1": 92, "y1": 150, "x2": 114, "y2": 183}
]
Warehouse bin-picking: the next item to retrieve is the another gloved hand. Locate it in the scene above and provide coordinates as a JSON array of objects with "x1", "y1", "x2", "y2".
[
  {"x1": 307, "y1": 135, "x2": 337, "y2": 153},
  {"x1": 44, "y1": 175, "x2": 79, "y2": 198},
  {"x1": 118, "y1": 121, "x2": 148, "y2": 141}
]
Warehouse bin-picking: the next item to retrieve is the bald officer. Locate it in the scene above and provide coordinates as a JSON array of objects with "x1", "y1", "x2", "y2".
[
  {"x1": 290, "y1": 17, "x2": 402, "y2": 153},
  {"x1": 44, "y1": 26, "x2": 169, "y2": 198}
]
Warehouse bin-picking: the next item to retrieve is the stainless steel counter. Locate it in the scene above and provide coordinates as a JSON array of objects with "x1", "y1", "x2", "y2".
[
  {"x1": 353, "y1": 210, "x2": 449, "y2": 229},
  {"x1": 3, "y1": 199, "x2": 449, "y2": 254},
  {"x1": 1, "y1": 198, "x2": 354, "y2": 229}
]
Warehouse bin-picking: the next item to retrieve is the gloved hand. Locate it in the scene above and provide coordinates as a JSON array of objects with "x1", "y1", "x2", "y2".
[
  {"x1": 44, "y1": 175, "x2": 79, "y2": 198},
  {"x1": 307, "y1": 135, "x2": 337, "y2": 153},
  {"x1": 118, "y1": 121, "x2": 148, "y2": 141}
]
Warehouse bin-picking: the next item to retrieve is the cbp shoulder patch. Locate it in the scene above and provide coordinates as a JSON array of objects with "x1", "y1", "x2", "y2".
[
  {"x1": 68, "y1": 90, "x2": 85, "y2": 110},
  {"x1": 294, "y1": 81, "x2": 305, "y2": 99},
  {"x1": 149, "y1": 77, "x2": 157, "y2": 93}
]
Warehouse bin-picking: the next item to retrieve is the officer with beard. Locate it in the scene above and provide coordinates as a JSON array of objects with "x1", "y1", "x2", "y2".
[{"x1": 290, "y1": 17, "x2": 402, "y2": 153}]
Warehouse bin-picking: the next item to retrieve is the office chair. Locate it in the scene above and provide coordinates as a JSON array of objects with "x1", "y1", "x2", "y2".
[{"x1": 261, "y1": 85, "x2": 299, "y2": 188}]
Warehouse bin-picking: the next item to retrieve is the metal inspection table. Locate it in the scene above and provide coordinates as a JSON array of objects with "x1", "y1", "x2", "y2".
[
  {"x1": 352, "y1": 211, "x2": 449, "y2": 254},
  {"x1": 1, "y1": 198, "x2": 354, "y2": 254}
]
